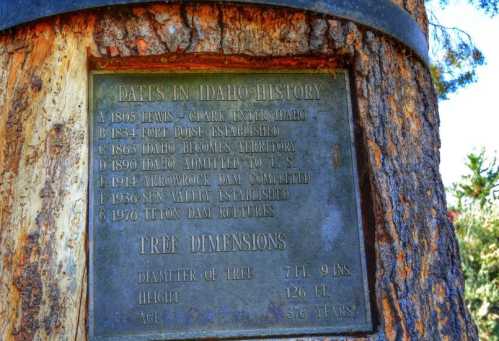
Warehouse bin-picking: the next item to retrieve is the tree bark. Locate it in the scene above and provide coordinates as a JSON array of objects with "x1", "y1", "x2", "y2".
[{"x1": 0, "y1": 2, "x2": 478, "y2": 340}]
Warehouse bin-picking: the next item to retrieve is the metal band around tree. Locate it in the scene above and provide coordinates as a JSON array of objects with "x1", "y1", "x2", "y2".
[{"x1": 0, "y1": 0, "x2": 429, "y2": 65}]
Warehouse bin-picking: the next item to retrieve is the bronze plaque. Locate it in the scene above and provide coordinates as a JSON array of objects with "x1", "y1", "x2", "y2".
[{"x1": 88, "y1": 70, "x2": 372, "y2": 340}]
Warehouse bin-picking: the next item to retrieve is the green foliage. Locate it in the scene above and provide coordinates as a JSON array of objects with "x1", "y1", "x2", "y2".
[
  {"x1": 454, "y1": 205, "x2": 499, "y2": 340},
  {"x1": 450, "y1": 150, "x2": 499, "y2": 340},
  {"x1": 453, "y1": 150, "x2": 499, "y2": 208}
]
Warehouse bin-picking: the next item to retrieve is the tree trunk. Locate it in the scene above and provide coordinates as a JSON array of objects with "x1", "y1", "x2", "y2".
[{"x1": 0, "y1": 2, "x2": 478, "y2": 340}]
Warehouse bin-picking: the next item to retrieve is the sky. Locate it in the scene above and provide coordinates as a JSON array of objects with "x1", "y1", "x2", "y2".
[{"x1": 429, "y1": 0, "x2": 499, "y2": 193}]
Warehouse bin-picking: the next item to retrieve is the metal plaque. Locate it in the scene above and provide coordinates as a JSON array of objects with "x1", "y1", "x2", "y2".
[{"x1": 88, "y1": 70, "x2": 372, "y2": 341}]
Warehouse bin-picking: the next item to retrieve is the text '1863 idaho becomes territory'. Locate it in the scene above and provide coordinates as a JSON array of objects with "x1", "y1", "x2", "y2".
[{"x1": 88, "y1": 71, "x2": 372, "y2": 341}]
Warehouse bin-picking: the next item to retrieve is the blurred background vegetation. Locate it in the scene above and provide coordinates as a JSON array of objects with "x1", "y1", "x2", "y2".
[
  {"x1": 426, "y1": 1, "x2": 498, "y2": 338},
  {"x1": 448, "y1": 151, "x2": 498, "y2": 340}
]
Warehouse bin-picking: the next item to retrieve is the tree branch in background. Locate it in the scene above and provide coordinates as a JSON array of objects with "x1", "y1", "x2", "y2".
[
  {"x1": 426, "y1": 0, "x2": 498, "y2": 99},
  {"x1": 427, "y1": 6, "x2": 485, "y2": 99},
  {"x1": 437, "y1": 0, "x2": 499, "y2": 16}
]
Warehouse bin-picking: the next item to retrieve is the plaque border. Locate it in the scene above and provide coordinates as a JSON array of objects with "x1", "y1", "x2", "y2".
[{"x1": 88, "y1": 60, "x2": 373, "y2": 340}]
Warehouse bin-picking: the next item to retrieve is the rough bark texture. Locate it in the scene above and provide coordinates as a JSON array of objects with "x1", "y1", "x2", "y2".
[{"x1": 0, "y1": 2, "x2": 477, "y2": 341}]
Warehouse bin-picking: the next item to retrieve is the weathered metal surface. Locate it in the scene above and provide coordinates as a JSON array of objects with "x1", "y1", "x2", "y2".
[
  {"x1": 0, "y1": 0, "x2": 429, "y2": 65},
  {"x1": 88, "y1": 70, "x2": 372, "y2": 340}
]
